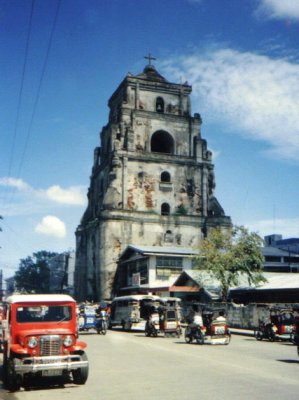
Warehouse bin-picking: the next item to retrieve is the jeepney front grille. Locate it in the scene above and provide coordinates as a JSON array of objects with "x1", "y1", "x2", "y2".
[{"x1": 40, "y1": 335, "x2": 62, "y2": 356}]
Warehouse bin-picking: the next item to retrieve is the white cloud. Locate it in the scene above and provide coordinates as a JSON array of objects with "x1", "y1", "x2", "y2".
[
  {"x1": 45, "y1": 185, "x2": 86, "y2": 205},
  {"x1": 35, "y1": 216, "x2": 66, "y2": 238},
  {"x1": 0, "y1": 177, "x2": 86, "y2": 206},
  {"x1": 162, "y1": 49, "x2": 299, "y2": 162},
  {"x1": 0, "y1": 177, "x2": 31, "y2": 191},
  {"x1": 257, "y1": 0, "x2": 299, "y2": 20}
]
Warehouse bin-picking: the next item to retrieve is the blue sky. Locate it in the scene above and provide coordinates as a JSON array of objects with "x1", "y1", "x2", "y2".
[{"x1": 1, "y1": 0, "x2": 299, "y2": 278}]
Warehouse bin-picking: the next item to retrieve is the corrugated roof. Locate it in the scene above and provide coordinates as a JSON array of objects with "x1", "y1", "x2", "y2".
[
  {"x1": 176, "y1": 270, "x2": 299, "y2": 291},
  {"x1": 262, "y1": 246, "x2": 299, "y2": 257},
  {"x1": 256, "y1": 272, "x2": 299, "y2": 290},
  {"x1": 127, "y1": 244, "x2": 198, "y2": 256}
]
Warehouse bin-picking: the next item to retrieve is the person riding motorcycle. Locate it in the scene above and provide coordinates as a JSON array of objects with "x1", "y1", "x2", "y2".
[
  {"x1": 95, "y1": 305, "x2": 108, "y2": 334},
  {"x1": 145, "y1": 305, "x2": 160, "y2": 336},
  {"x1": 185, "y1": 305, "x2": 205, "y2": 344}
]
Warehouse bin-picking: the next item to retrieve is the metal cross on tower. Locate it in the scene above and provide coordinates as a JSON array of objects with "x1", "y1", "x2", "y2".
[{"x1": 144, "y1": 53, "x2": 156, "y2": 66}]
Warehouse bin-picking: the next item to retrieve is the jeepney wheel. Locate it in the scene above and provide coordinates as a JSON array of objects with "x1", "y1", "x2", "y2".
[
  {"x1": 297, "y1": 346, "x2": 299, "y2": 357},
  {"x1": 5, "y1": 357, "x2": 21, "y2": 392},
  {"x1": 184, "y1": 328, "x2": 192, "y2": 344},
  {"x1": 72, "y1": 352, "x2": 89, "y2": 385}
]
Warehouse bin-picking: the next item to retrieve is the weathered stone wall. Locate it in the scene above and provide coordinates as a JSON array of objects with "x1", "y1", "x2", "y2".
[{"x1": 75, "y1": 65, "x2": 231, "y2": 301}]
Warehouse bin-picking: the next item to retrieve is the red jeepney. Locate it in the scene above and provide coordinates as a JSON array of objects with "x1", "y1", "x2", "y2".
[{"x1": 2, "y1": 294, "x2": 89, "y2": 391}]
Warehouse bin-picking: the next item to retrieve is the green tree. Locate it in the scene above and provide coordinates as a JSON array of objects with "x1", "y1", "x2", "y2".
[
  {"x1": 14, "y1": 251, "x2": 58, "y2": 294},
  {"x1": 193, "y1": 225, "x2": 266, "y2": 301}
]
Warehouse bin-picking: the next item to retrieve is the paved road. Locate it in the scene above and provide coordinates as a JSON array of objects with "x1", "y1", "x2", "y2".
[{"x1": 0, "y1": 329, "x2": 298, "y2": 400}]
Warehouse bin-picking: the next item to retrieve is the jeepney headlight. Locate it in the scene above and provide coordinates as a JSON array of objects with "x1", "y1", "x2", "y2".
[
  {"x1": 28, "y1": 336, "x2": 38, "y2": 348},
  {"x1": 63, "y1": 335, "x2": 73, "y2": 347}
]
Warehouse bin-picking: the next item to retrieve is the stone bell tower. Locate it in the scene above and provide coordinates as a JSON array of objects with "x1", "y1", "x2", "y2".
[{"x1": 75, "y1": 57, "x2": 231, "y2": 301}]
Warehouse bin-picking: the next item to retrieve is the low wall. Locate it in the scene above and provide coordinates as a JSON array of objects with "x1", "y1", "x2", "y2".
[{"x1": 226, "y1": 303, "x2": 296, "y2": 329}]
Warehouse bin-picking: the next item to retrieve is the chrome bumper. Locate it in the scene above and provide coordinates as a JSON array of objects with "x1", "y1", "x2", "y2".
[{"x1": 14, "y1": 355, "x2": 88, "y2": 373}]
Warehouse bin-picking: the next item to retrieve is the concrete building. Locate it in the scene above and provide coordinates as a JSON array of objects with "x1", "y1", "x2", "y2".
[
  {"x1": 75, "y1": 60, "x2": 231, "y2": 301},
  {"x1": 263, "y1": 235, "x2": 299, "y2": 272},
  {"x1": 112, "y1": 244, "x2": 198, "y2": 297},
  {"x1": 48, "y1": 251, "x2": 75, "y2": 295}
]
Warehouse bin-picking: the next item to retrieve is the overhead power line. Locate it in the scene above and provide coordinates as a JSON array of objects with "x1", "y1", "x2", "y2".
[
  {"x1": 17, "y1": 0, "x2": 62, "y2": 178},
  {"x1": 7, "y1": 0, "x2": 35, "y2": 179}
]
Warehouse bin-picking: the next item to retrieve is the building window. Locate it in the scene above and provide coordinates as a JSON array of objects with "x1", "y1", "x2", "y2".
[
  {"x1": 164, "y1": 230, "x2": 173, "y2": 243},
  {"x1": 156, "y1": 97, "x2": 164, "y2": 113},
  {"x1": 161, "y1": 203, "x2": 170, "y2": 215},
  {"x1": 151, "y1": 130, "x2": 174, "y2": 154},
  {"x1": 264, "y1": 256, "x2": 282, "y2": 262},
  {"x1": 161, "y1": 171, "x2": 171, "y2": 182},
  {"x1": 127, "y1": 259, "x2": 148, "y2": 285},
  {"x1": 156, "y1": 256, "x2": 183, "y2": 278}
]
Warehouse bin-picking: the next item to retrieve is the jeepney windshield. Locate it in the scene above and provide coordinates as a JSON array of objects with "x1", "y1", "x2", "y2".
[{"x1": 16, "y1": 305, "x2": 72, "y2": 323}]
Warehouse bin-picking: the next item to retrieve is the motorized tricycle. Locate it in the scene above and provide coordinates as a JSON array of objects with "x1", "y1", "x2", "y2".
[
  {"x1": 78, "y1": 304, "x2": 96, "y2": 332},
  {"x1": 185, "y1": 308, "x2": 231, "y2": 345},
  {"x1": 145, "y1": 305, "x2": 181, "y2": 338},
  {"x1": 203, "y1": 310, "x2": 231, "y2": 345},
  {"x1": 254, "y1": 308, "x2": 295, "y2": 342}
]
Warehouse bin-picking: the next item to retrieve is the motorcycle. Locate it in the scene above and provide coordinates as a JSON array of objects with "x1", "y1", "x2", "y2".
[
  {"x1": 96, "y1": 315, "x2": 108, "y2": 335},
  {"x1": 254, "y1": 321, "x2": 277, "y2": 341},
  {"x1": 184, "y1": 324, "x2": 205, "y2": 344},
  {"x1": 145, "y1": 313, "x2": 160, "y2": 337}
]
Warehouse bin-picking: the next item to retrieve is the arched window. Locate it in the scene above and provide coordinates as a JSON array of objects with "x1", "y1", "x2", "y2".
[
  {"x1": 151, "y1": 130, "x2": 174, "y2": 154},
  {"x1": 164, "y1": 230, "x2": 173, "y2": 243},
  {"x1": 161, "y1": 171, "x2": 171, "y2": 183},
  {"x1": 156, "y1": 97, "x2": 164, "y2": 113},
  {"x1": 161, "y1": 203, "x2": 170, "y2": 215}
]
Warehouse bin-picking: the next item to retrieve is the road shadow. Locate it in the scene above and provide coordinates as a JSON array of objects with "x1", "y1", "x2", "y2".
[{"x1": 277, "y1": 359, "x2": 299, "y2": 364}]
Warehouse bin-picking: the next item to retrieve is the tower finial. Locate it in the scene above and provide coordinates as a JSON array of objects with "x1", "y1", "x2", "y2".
[{"x1": 144, "y1": 53, "x2": 156, "y2": 66}]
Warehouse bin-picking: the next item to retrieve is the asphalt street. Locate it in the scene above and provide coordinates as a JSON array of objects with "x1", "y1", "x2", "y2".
[{"x1": 0, "y1": 329, "x2": 298, "y2": 400}]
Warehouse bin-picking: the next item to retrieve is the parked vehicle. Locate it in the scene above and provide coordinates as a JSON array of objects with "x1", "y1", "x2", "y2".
[
  {"x1": 2, "y1": 294, "x2": 89, "y2": 391},
  {"x1": 78, "y1": 304, "x2": 96, "y2": 332},
  {"x1": 109, "y1": 295, "x2": 162, "y2": 331},
  {"x1": 254, "y1": 308, "x2": 295, "y2": 342}
]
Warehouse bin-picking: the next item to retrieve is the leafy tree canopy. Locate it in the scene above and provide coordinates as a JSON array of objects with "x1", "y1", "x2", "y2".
[
  {"x1": 14, "y1": 251, "x2": 58, "y2": 294},
  {"x1": 193, "y1": 225, "x2": 266, "y2": 301}
]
